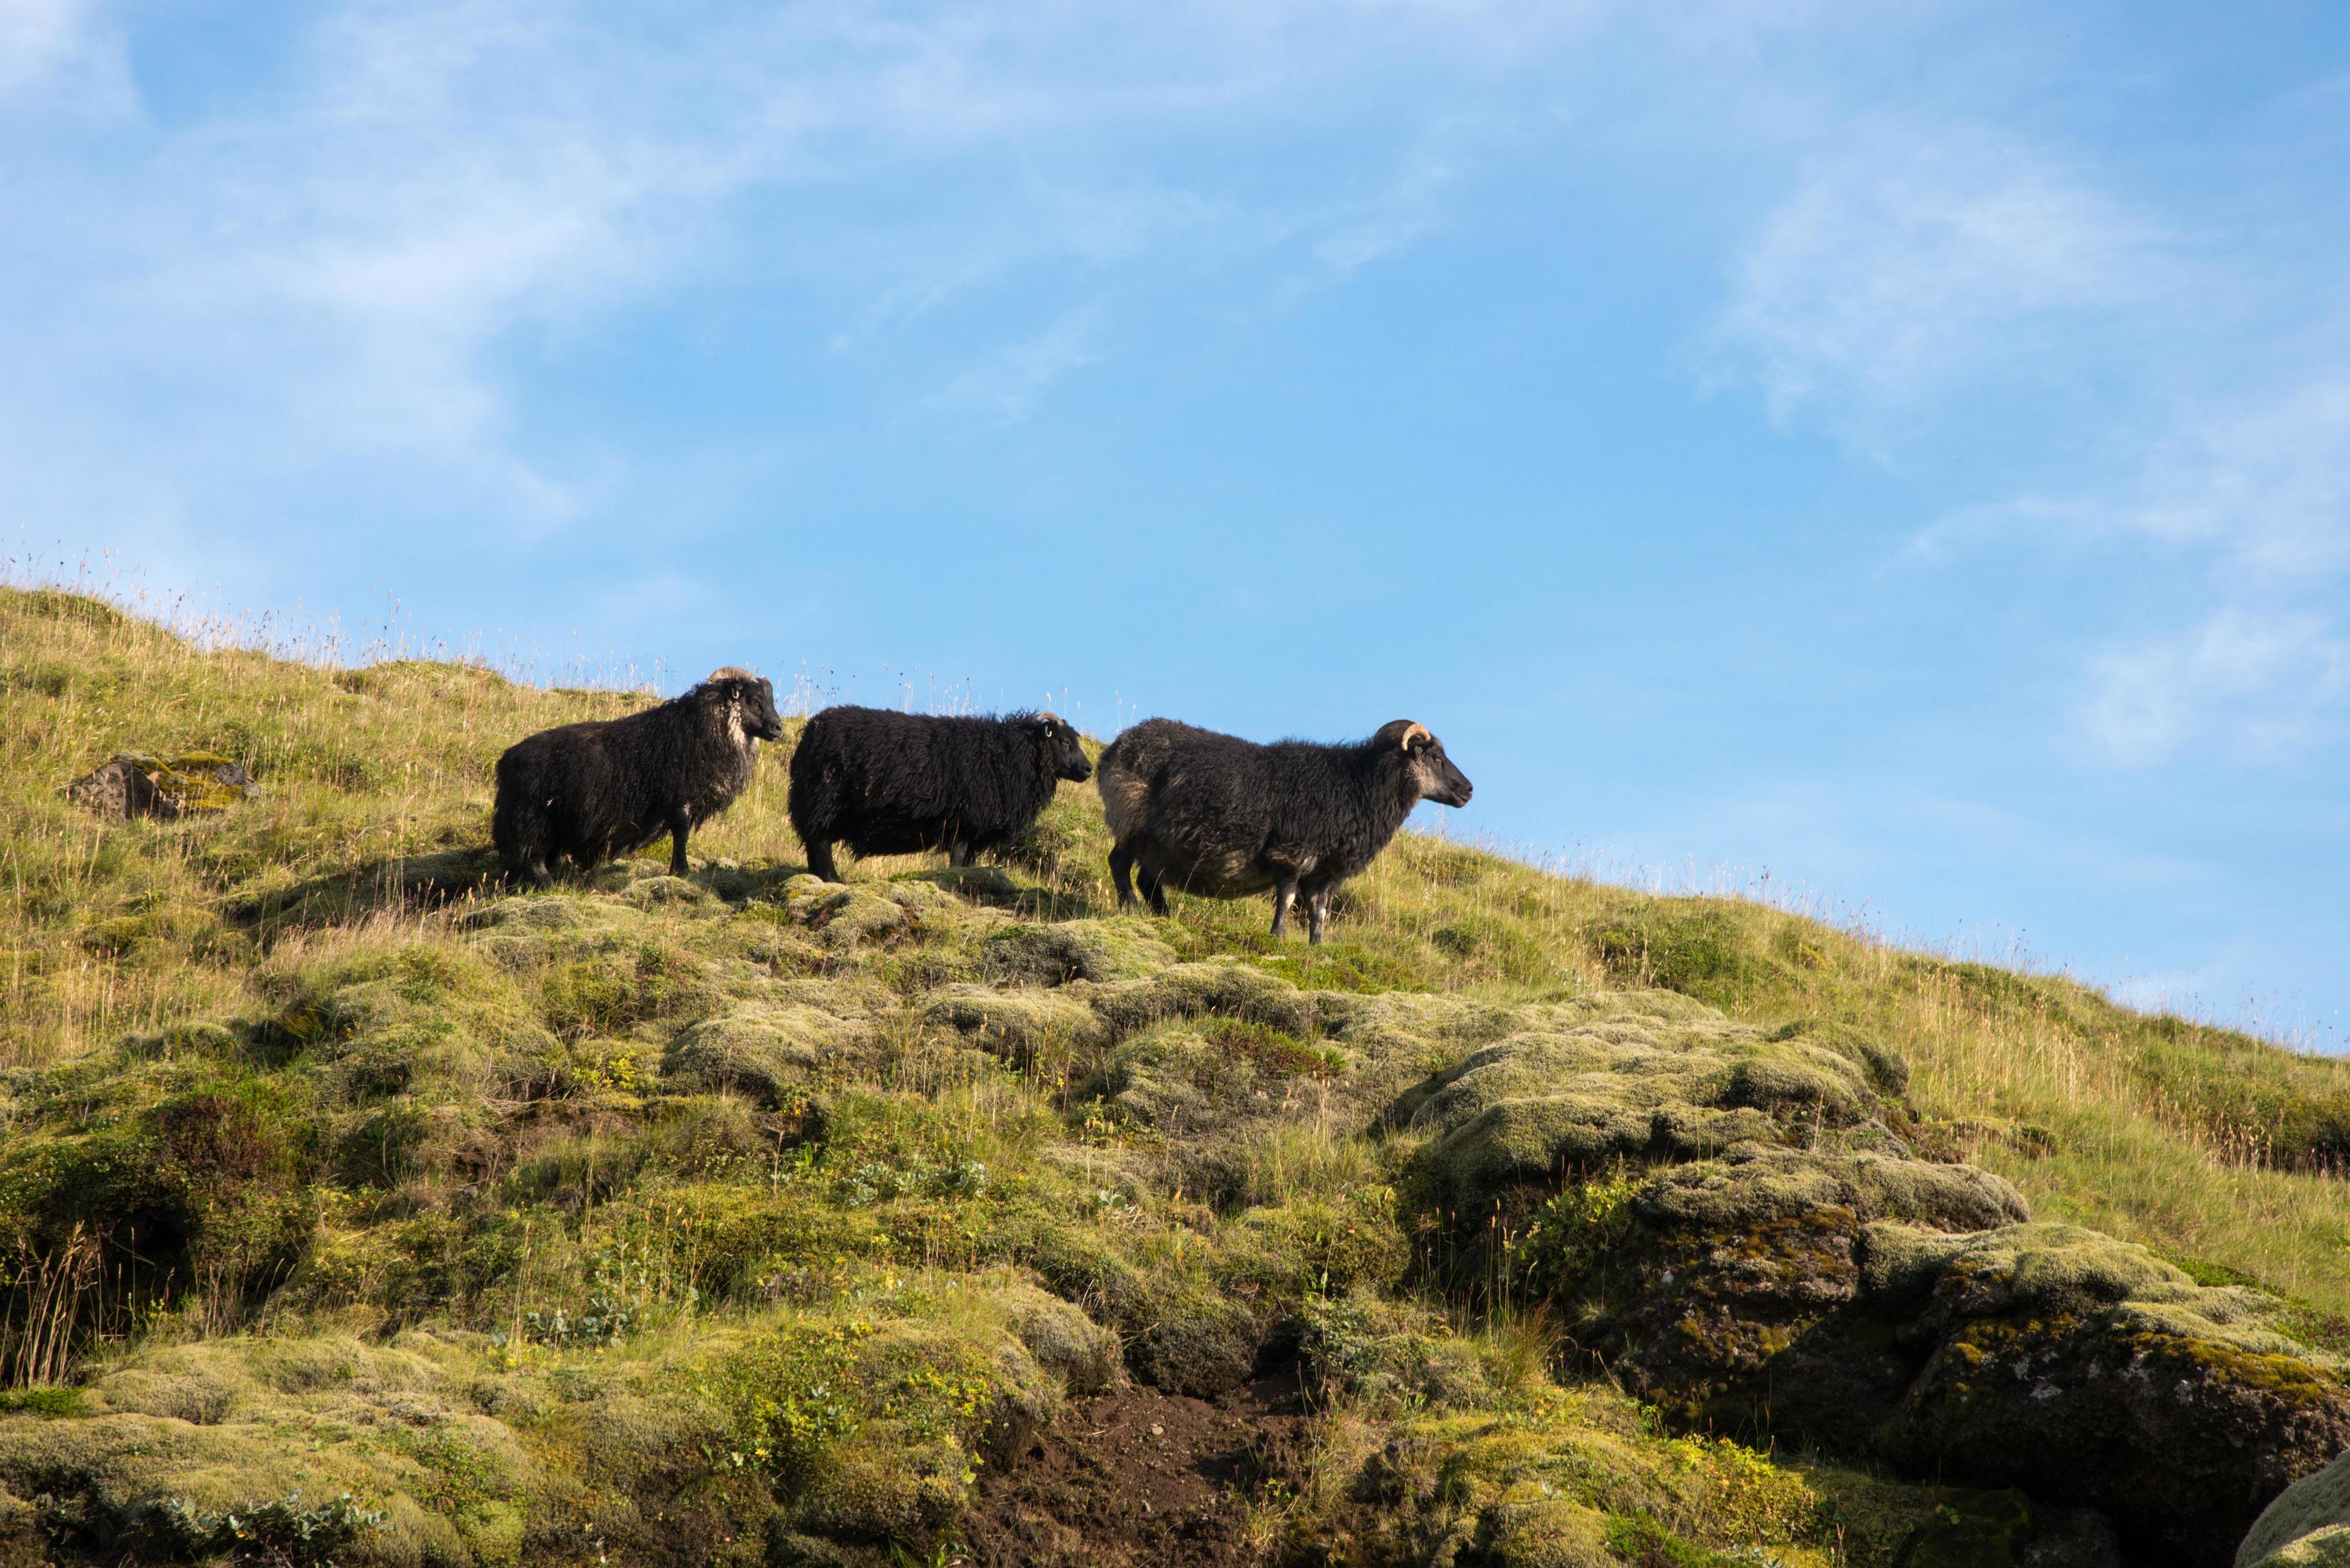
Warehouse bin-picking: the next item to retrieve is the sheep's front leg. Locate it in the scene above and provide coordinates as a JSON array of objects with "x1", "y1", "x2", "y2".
[
  {"x1": 1305, "y1": 886, "x2": 1331, "y2": 945},
  {"x1": 1109, "y1": 845, "x2": 1138, "y2": 910},
  {"x1": 667, "y1": 805, "x2": 692, "y2": 877},
  {"x1": 1271, "y1": 874, "x2": 1299, "y2": 940}
]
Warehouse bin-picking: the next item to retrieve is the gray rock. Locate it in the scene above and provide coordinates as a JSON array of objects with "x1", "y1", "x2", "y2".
[{"x1": 66, "y1": 752, "x2": 257, "y2": 821}]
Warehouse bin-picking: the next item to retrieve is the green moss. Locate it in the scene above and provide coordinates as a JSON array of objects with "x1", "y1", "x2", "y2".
[
  {"x1": 1513, "y1": 1173, "x2": 1643, "y2": 1299},
  {"x1": 1099, "y1": 1016, "x2": 1344, "y2": 1140},
  {"x1": 2244, "y1": 1450, "x2": 2350, "y2": 1568},
  {"x1": 1295, "y1": 1293, "x2": 1495, "y2": 1413},
  {"x1": 1089, "y1": 959, "x2": 1319, "y2": 1039},
  {"x1": 1399, "y1": 998, "x2": 1937, "y2": 1218},
  {"x1": 542, "y1": 942, "x2": 715, "y2": 1039},
  {"x1": 1255, "y1": 939, "x2": 1428, "y2": 994},
  {"x1": 1334, "y1": 1378, "x2": 1827, "y2": 1568},
  {"x1": 923, "y1": 985, "x2": 1102, "y2": 1067},
  {"x1": 979, "y1": 918, "x2": 1176, "y2": 985},
  {"x1": 663, "y1": 1004, "x2": 871, "y2": 1106},
  {"x1": 0, "y1": 1386, "x2": 86, "y2": 1418},
  {"x1": 1764, "y1": 1018, "x2": 1910, "y2": 1097}
]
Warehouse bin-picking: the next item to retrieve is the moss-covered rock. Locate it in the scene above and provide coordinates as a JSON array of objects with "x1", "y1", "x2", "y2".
[
  {"x1": 65, "y1": 751, "x2": 258, "y2": 821},
  {"x1": 1295, "y1": 1294, "x2": 1496, "y2": 1414},
  {"x1": 0, "y1": 1334, "x2": 551, "y2": 1566},
  {"x1": 1768, "y1": 1017, "x2": 1912, "y2": 1097},
  {"x1": 1867, "y1": 1223, "x2": 2350, "y2": 1566},
  {"x1": 1404, "y1": 994, "x2": 2345, "y2": 1565},
  {"x1": 998, "y1": 1281, "x2": 1121, "y2": 1395},
  {"x1": 1344, "y1": 1382, "x2": 1823, "y2": 1568},
  {"x1": 1122, "y1": 1282, "x2": 1264, "y2": 1397}
]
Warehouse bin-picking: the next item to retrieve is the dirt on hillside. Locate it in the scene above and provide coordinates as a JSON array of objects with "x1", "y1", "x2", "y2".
[{"x1": 963, "y1": 1369, "x2": 1311, "y2": 1567}]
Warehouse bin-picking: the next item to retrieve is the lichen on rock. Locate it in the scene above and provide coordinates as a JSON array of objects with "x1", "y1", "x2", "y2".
[{"x1": 65, "y1": 751, "x2": 258, "y2": 821}]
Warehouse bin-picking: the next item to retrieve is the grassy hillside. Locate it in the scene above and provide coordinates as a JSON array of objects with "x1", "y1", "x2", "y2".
[{"x1": 3, "y1": 583, "x2": 2349, "y2": 1568}]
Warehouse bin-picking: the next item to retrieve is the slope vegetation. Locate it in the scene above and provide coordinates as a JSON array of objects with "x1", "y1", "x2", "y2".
[{"x1": 3, "y1": 586, "x2": 2349, "y2": 1568}]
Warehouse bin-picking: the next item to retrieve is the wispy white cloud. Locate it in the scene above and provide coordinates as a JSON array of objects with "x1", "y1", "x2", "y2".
[
  {"x1": 1309, "y1": 125, "x2": 1468, "y2": 278},
  {"x1": 0, "y1": 0, "x2": 107, "y2": 98},
  {"x1": 1922, "y1": 375, "x2": 2350, "y2": 765},
  {"x1": 1715, "y1": 126, "x2": 2176, "y2": 419},
  {"x1": 2076, "y1": 606, "x2": 2350, "y2": 766},
  {"x1": 2, "y1": 0, "x2": 1601, "y2": 558},
  {"x1": 916, "y1": 302, "x2": 1106, "y2": 428},
  {"x1": 2127, "y1": 378, "x2": 2350, "y2": 583},
  {"x1": 1715, "y1": 96, "x2": 2349, "y2": 772}
]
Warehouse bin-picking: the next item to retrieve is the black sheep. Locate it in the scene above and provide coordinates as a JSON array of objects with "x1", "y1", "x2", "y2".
[
  {"x1": 493, "y1": 667, "x2": 784, "y2": 888},
  {"x1": 1096, "y1": 718, "x2": 1472, "y2": 942},
  {"x1": 787, "y1": 706, "x2": 1092, "y2": 882}
]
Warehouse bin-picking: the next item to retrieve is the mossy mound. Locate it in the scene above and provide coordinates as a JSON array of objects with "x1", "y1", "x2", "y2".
[
  {"x1": 663, "y1": 1004, "x2": 873, "y2": 1106},
  {"x1": 2242, "y1": 1451, "x2": 2350, "y2": 1568},
  {"x1": 1399, "y1": 996, "x2": 1920, "y2": 1215},
  {"x1": 979, "y1": 918, "x2": 1176, "y2": 986},
  {"x1": 1087, "y1": 958, "x2": 1322, "y2": 1040},
  {"x1": 778, "y1": 875, "x2": 968, "y2": 952},
  {"x1": 0, "y1": 1334, "x2": 551, "y2": 1566},
  {"x1": 1395, "y1": 1406, "x2": 1808, "y2": 1568},
  {"x1": 922, "y1": 985, "x2": 1104, "y2": 1066},
  {"x1": 1099, "y1": 1016, "x2": 1345, "y2": 1139},
  {"x1": 0, "y1": 1278, "x2": 1115, "y2": 1568}
]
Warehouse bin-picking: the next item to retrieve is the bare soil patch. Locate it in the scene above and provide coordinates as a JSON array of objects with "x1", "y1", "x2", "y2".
[{"x1": 964, "y1": 1369, "x2": 1308, "y2": 1567}]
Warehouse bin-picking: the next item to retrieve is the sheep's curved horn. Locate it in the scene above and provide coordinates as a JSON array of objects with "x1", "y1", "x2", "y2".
[
  {"x1": 1400, "y1": 722, "x2": 1431, "y2": 752},
  {"x1": 707, "y1": 666, "x2": 755, "y2": 682}
]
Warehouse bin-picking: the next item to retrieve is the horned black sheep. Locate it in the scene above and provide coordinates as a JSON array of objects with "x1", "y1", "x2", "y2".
[
  {"x1": 493, "y1": 666, "x2": 783, "y2": 888},
  {"x1": 787, "y1": 706, "x2": 1092, "y2": 882},
  {"x1": 1096, "y1": 717, "x2": 1473, "y2": 942}
]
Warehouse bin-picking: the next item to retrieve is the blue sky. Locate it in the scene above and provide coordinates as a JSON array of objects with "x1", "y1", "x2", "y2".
[{"x1": 6, "y1": 2, "x2": 2348, "y2": 1040}]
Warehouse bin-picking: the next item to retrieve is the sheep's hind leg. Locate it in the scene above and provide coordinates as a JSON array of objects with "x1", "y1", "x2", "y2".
[
  {"x1": 1138, "y1": 865, "x2": 1168, "y2": 916},
  {"x1": 667, "y1": 806, "x2": 692, "y2": 877},
  {"x1": 1271, "y1": 875, "x2": 1299, "y2": 940},
  {"x1": 1305, "y1": 886, "x2": 1331, "y2": 945},
  {"x1": 947, "y1": 840, "x2": 974, "y2": 868},
  {"x1": 805, "y1": 838, "x2": 842, "y2": 882}
]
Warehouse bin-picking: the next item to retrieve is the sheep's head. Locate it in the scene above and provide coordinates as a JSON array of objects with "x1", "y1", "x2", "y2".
[
  {"x1": 701, "y1": 668, "x2": 786, "y2": 746},
  {"x1": 1372, "y1": 719, "x2": 1472, "y2": 807},
  {"x1": 1025, "y1": 713, "x2": 1092, "y2": 784}
]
